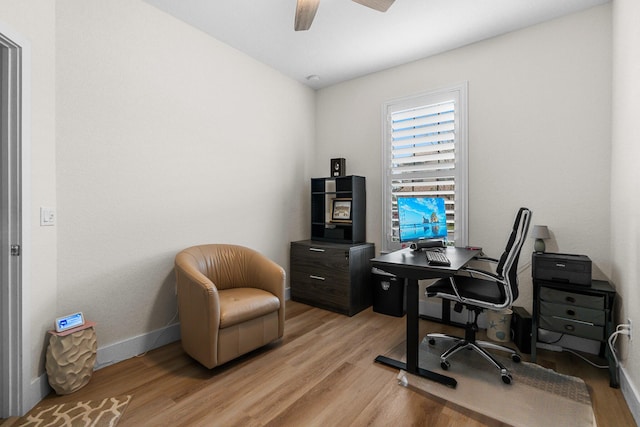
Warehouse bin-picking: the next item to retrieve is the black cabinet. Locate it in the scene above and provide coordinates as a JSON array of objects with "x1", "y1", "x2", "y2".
[
  {"x1": 531, "y1": 253, "x2": 618, "y2": 387},
  {"x1": 311, "y1": 175, "x2": 365, "y2": 244},
  {"x1": 290, "y1": 240, "x2": 374, "y2": 316}
]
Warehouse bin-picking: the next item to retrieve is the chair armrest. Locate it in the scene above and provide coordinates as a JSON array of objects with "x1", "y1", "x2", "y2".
[
  {"x1": 248, "y1": 252, "x2": 286, "y2": 337},
  {"x1": 175, "y1": 253, "x2": 221, "y2": 368},
  {"x1": 474, "y1": 256, "x2": 499, "y2": 263},
  {"x1": 460, "y1": 266, "x2": 503, "y2": 282}
]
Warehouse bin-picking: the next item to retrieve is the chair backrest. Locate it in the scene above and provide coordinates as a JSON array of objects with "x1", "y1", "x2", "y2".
[{"x1": 495, "y1": 207, "x2": 532, "y2": 302}]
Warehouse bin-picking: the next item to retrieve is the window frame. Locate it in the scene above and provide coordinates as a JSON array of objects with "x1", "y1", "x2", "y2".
[{"x1": 381, "y1": 82, "x2": 469, "y2": 252}]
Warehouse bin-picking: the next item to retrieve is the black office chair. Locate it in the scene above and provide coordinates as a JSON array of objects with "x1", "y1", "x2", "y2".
[{"x1": 425, "y1": 207, "x2": 532, "y2": 384}]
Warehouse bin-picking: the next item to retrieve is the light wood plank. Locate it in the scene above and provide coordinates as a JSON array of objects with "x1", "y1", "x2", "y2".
[{"x1": 18, "y1": 301, "x2": 634, "y2": 427}]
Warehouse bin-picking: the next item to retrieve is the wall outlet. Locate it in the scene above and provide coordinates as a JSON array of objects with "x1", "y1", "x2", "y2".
[{"x1": 628, "y1": 318, "x2": 632, "y2": 341}]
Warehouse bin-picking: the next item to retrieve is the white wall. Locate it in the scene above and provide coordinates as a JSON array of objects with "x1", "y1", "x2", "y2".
[
  {"x1": 2, "y1": 0, "x2": 314, "y2": 405},
  {"x1": 611, "y1": 0, "x2": 640, "y2": 421},
  {"x1": 315, "y1": 4, "x2": 612, "y2": 313},
  {"x1": 54, "y1": 0, "x2": 314, "y2": 362},
  {"x1": 0, "y1": 0, "x2": 57, "y2": 408}
]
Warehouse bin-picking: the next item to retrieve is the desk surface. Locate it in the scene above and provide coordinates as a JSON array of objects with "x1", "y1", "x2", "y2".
[{"x1": 371, "y1": 247, "x2": 481, "y2": 280}]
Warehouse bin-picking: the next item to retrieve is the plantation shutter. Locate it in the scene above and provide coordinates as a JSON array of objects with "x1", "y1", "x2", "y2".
[{"x1": 388, "y1": 101, "x2": 457, "y2": 245}]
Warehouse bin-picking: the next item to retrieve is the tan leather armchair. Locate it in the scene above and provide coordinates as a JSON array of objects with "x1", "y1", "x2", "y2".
[{"x1": 175, "y1": 244, "x2": 285, "y2": 369}]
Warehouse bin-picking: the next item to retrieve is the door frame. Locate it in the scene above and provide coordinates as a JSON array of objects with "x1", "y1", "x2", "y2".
[{"x1": 0, "y1": 23, "x2": 31, "y2": 418}]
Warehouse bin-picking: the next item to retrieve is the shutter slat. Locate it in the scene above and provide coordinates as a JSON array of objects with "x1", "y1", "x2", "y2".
[
  {"x1": 392, "y1": 133, "x2": 454, "y2": 148},
  {"x1": 392, "y1": 122, "x2": 455, "y2": 138},
  {"x1": 392, "y1": 111, "x2": 455, "y2": 130},
  {"x1": 392, "y1": 152, "x2": 455, "y2": 165},
  {"x1": 392, "y1": 141, "x2": 455, "y2": 156},
  {"x1": 391, "y1": 163, "x2": 455, "y2": 174}
]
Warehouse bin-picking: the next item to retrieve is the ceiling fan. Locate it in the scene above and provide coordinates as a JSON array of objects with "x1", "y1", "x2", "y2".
[{"x1": 295, "y1": 0, "x2": 396, "y2": 31}]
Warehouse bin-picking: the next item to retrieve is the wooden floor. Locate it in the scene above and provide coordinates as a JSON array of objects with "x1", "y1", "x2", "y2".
[{"x1": 4, "y1": 300, "x2": 636, "y2": 426}]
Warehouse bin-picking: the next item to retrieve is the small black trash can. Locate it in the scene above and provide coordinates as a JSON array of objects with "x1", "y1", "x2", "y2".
[{"x1": 372, "y1": 268, "x2": 405, "y2": 317}]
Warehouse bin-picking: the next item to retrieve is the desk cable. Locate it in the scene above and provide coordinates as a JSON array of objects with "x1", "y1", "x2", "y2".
[
  {"x1": 608, "y1": 323, "x2": 632, "y2": 369},
  {"x1": 537, "y1": 323, "x2": 631, "y2": 370}
]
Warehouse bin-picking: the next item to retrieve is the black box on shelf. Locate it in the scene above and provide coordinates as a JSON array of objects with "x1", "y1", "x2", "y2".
[{"x1": 532, "y1": 252, "x2": 592, "y2": 286}]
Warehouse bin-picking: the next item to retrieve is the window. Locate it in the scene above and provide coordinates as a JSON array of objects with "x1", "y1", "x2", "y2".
[{"x1": 382, "y1": 83, "x2": 468, "y2": 252}]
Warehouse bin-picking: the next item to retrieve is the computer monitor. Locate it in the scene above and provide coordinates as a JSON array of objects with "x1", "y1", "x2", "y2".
[{"x1": 397, "y1": 196, "x2": 448, "y2": 243}]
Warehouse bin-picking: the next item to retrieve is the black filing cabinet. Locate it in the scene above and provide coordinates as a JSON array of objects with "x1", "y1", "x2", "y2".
[
  {"x1": 531, "y1": 253, "x2": 618, "y2": 387},
  {"x1": 290, "y1": 240, "x2": 374, "y2": 316}
]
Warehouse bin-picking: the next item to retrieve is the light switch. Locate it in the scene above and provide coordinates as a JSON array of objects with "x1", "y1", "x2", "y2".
[{"x1": 40, "y1": 207, "x2": 56, "y2": 226}]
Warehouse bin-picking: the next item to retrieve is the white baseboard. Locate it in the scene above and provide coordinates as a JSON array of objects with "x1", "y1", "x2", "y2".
[
  {"x1": 23, "y1": 322, "x2": 182, "y2": 415},
  {"x1": 620, "y1": 366, "x2": 640, "y2": 425},
  {"x1": 95, "y1": 322, "x2": 181, "y2": 370},
  {"x1": 24, "y1": 374, "x2": 51, "y2": 416}
]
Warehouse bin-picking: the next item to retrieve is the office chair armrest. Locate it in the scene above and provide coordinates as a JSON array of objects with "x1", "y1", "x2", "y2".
[
  {"x1": 473, "y1": 256, "x2": 499, "y2": 263},
  {"x1": 460, "y1": 267, "x2": 503, "y2": 282}
]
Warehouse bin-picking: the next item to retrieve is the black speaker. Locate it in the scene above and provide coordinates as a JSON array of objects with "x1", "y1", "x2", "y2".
[
  {"x1": 510, "y1": 306, "x2": 532, "y2": 354},
  {"x1": 330, "y1": 158, "x2": 346, "y2": 177}
]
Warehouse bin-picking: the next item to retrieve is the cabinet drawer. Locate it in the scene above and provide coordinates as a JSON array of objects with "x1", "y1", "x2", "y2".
[
  {"x1": 539, "y1": 287, "x2": 604, "y2": 310},
  {"x1": 539, "y1": 315, "x2": 604, "y2": 341},
  {"x1": 539, "y1": 301, "x2": 605, "y2": 325},
  {"x1": 290, "y1": 269, "x2": 348, "y2": 307},
  {"x1": 290, "y1": 244, "x2": 349, "y2": 277}
]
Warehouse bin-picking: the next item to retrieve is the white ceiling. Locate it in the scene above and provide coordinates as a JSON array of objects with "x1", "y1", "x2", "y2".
[{"x1": 143, "y1": 0, "x2": 609, "y2": 89}]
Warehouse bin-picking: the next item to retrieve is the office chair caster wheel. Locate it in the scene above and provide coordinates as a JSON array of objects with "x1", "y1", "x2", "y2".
[
  {"x1": 501, "y1": 370, "x2": 512, "y2": 384},
  {"x1": 511, "y1": 353, "x2": 522, "y2": 363},
  {"x1": 440, "y1": 360, "x2": 450, "y2": 370},
  {"x1": 428, "y1": 338, "x2": 436, "y2": 345}
]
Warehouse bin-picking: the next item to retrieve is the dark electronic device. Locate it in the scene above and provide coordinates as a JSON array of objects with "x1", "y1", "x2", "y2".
[
  {"x1": 330, "y1": 158, "x2": 346, "y2": 177},
  {"x1": 533, "y1": 252, "x2": 592, "y2": 286},
  {"x1": 510, "y1": 306, "x2": 532, "y2": 354},
  {"x1": 410, "y1": 239, "x2": 446, "y2": 250}
]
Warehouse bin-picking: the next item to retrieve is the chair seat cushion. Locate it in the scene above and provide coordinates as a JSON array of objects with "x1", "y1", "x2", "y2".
[
  {"x1": 426, "y1": 276, "x2": 506, "y2": 304},
  {"x1": 218, "y1": 288, "x2": 280, "y2": 329}
]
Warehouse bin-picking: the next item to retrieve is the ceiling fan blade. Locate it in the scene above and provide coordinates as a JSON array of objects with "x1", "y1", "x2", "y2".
[
  {"x1": 352, "y1": 0, "x2": 395, "y2": 12},
  {"x1": 295, "y1": 0, "x2": 320, "y2": 31}
]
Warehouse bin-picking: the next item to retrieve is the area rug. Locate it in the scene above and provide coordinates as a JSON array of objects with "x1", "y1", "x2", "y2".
[
  {"x1": 15, "y1": 395, "x2": 132, "y2": 427},
  {"x1": 397, "y1": 338, "x2": 596, "y2": 427}
]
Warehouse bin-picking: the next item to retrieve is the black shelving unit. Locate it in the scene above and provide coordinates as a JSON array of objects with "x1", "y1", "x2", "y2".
[{"x1": 311, "y1": 175, "x2": 365, "y2": 243}]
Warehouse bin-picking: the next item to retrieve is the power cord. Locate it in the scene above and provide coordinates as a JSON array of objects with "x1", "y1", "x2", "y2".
[
  {"x1": 563, "y1": 348, "x2": 609, "y2": 369},
  {"x1": 608, "y1": 323, "x2": 632, "y2": 369},
  {"x1": 537, "y1": 323, "x2": 631, "y2": 370}
]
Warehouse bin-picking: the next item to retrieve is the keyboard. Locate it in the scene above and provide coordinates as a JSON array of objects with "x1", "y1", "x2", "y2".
[{"x1": 425, "y1": 251, "x2": 451, "y2": 266}]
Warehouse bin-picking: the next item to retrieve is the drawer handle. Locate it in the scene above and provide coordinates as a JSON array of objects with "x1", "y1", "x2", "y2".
[
  {"x1": 566, "y1": 309, "x2": 576, "y2": 316},
  {"x1": 564, "y1": 324, "x2": 575, "y2": 332},
  {"x1": 309, "y1": 248, "x2": 325, "y2": 252},
  {"x1": 309, "y1": 275, "x2": 325, "y2": 281},
  {"x1": 565, "y1": 296, "x2": 576, "y2": 303}
]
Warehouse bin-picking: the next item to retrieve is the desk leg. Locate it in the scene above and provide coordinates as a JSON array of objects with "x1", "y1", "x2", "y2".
[
  {"x1": 375, "y1": 278, "x2": 457, "y2": 388},
  {"x1": 406, "y1": 278, "x2": 419, "y2": 372}
]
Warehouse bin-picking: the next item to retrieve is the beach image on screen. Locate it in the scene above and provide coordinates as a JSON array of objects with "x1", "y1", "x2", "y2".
[{"x1": 397, "y1": 197, "x2": 448, "y2": 242}]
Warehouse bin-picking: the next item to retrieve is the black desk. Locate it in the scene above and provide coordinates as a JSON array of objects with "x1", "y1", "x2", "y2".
[{"x1": 371, "y1": 247, "x2": 481, "y2": 388}]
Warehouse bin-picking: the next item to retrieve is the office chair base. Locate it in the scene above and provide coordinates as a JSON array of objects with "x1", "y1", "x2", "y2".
[{"x1": 427, "y1": 333, "x2": 521, "y2": 384}]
